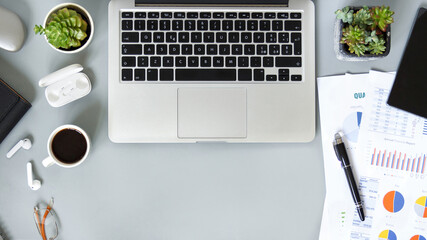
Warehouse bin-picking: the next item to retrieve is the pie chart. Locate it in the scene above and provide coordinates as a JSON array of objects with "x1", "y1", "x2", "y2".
[
  {"x1": 414, "y1": 196, "x2": 427, "y2": 218},
  {"x1": 383, "y1": 191, "x2": 404, "y2": 213},
  {"x1": 379, "y1": 230, "x2": 397, "y2": 240},
  {"x1": 410, "y1": 235, "x2": 426, "y2": 240},
  {"x1": 343, "y1": 112, "x2": 363, "y2": 142}
]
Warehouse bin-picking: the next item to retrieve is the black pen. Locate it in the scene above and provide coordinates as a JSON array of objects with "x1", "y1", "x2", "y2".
[{"x1": 333, "y1": 132, "x2": 365, "y2": 221}]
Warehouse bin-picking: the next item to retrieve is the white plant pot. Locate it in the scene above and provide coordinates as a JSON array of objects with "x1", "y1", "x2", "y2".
[{"x1": 43, "y1": 3, "x2": 94, "y2": 54}]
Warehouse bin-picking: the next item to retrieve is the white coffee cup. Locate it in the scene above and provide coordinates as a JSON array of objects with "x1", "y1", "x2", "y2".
[{"x1": 42, "y1": 124, "x2": 90, "y2": 168}]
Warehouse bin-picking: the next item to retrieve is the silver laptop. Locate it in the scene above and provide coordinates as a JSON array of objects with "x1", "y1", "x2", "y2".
[{"x1": 108, "y1": 0, "x2": 315, "y2": 143}]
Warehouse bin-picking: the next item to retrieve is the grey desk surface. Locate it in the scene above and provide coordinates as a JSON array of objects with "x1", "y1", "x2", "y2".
[{"x1": 0, "y1": 0, "x2": 425, "y2": 239}]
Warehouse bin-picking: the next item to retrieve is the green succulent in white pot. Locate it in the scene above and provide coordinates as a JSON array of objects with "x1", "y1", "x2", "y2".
[{"x1": 34, "y1": 3, "x2": 94, "y2": 53}]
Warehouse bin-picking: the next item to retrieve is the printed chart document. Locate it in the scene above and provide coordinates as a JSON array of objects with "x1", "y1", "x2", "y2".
[{"x1": 318, "y1": 71, "x2": 427, "y2": 240}]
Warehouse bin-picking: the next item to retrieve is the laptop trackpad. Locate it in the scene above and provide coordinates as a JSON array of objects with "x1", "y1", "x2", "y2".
[{"x1": 177, "y1": 88, "x2": 247, "y2": 139}]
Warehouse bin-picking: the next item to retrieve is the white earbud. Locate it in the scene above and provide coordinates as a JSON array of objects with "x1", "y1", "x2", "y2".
[
  {"x1": 6, "y1": 138, "x2": 32, "y2": 158},
  {"x1": 26, "y1": 162, "x2": 41, "y2": 191}
]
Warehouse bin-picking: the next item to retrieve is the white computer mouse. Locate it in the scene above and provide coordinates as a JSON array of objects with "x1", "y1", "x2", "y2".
[{"x1": 0, "y1": 5, "x2": 25, "y2": 52}]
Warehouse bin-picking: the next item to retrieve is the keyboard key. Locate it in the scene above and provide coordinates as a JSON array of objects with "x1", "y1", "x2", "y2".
[
  {"x1": 197, "y1": 20, "x2": 209, "y2": 30},
  {"x1": 226, "y1": 12, "x2": 237, "y2": 18},
  {"x1": 147, "y1": 69, "x2": 158, "y2": 81},
  {"x1": 140, "y1": 32, "x2": 151, "y2": 42},
  {"x1": 263, "y1": 57, "x2": 274, "y2": 67},
  {"x1": 254, "y1": 33, "x2": 264, "y2": 43},
  {"x1": 185, "y1": 20, "x2": 196, "y2": 30},
  {"x1": 187, "y1": 12, "x2": 198, "y2": 18},
  {"x1": 247, "y1": 21, "x2": 258, "y2": 31},
  {"x1": 210, "y1": 20, "x2": 221, "y2": 30},
  {"x1": 161, "y1": 12, "x2": 172, "y2": 18},
  {"x1": 150, "y1": 57, "x2": 161, "y2": 67},
  {"x1": 147, "y1": 20, "x2": 158, "y2": 30},
  {"x1": 166, "y1": 32, "x2": 177, "y2": 42},
  {"x1": 239, "y1": 12, "x2": 250, "y2": 18},
  {"x1": 172, "y1": 20, "x2": 184, "y2": 30},
  {"x1": 134, "y1": 20, "x2": 145, "y2": 30},
  {"x1": 122, "y1": 20, "x2": 133, "y2": 30},
  {"x1": 201, "y1": 57, "x2": 211, "y2": 67},
  {"x1": 260, "y1": 20, "x2": 270, "y2": 31},
  {"x1": 251, "y1": 57, "x2": 261, "y2": 67},
  {"x1": 200, "y1": 12, "x2": 211, "y2": 18},
  {"x1": 163, "y1": 57, "x2": 174, "y2": 67},
  {"x1": 207, "y1": 45, "x2": 217, "y2": 55},
  {"x1": 179, "y1": 32, "x2": 190, "y2": 42},
  {"x1": 276, "y1": 57, "x2": 302, "y2": 67},
  {"x1": 148, "y1": 12, "x2": 159, "y2": 18},
  {"x1": 278, "y1": 13, "x2": 288, "y2": 19},
  {"x1": 267, "y1": 75, "x2": 277, "y2": 81},
  {"x1": 238, "y1": 57, "x2": 249, "y2": 67},
  {"x1": 160, "y1": 20, "x2": 171, "y2": 30},
  {"x1": 169, "y1": 44, "x2": 180, "y2": 55},
  {"x1": 122, "y1": 32, "x2": 139, "y2": 42},
  {"x1": 244, "y1": 45, "x2": 255, "y2": 55},
  {"x1": 213, "y1": 12, "x2": 224, "y2": 18},
  {"x1": 174, "y1": 12, "x2": 185, "y2": 18},
  {"x1": 138, "y1": 56, "x2": 148, "y2": 67},
  {"x1": 294, "y1": 42, "x2": 302, "y2": 55},
  {"x1": 122, "y1": 57, "x2": 136, "y2": 67},
  {"x1": 251, "y1": 12, "x2": 263, "y2": 19},
  {"x1": 219, "y1": 45, "x2": 230, "y2": 55},
  {"x1": 229, "y1": 32, "x2": 239, "y2": 43},
  {"x1": 191, "y1": 32, "x2": 202, "y2": 42},
  {"x1": 241, "y1": 33, "x2": 252, "y2": 43},
  {"x1": 254, "y1": 69, "x2": 264, "y2": 81},
  {"x1": 257, "y1": 45, "x2": 268, "y2": 55},
  {"x1": 188, "y1": 57, "x2": 199, "y2": 67},
  {"x1": 291, "y1": 75, "x2": 302, "y2": 81},
  {"x1": 282, "y1": 44, "x2": 292, "y2": 55},
  {"x1": 182, "y1": 45, "x2": 193, "y2": 55},
  {"x1": 222, "y1": 20, "x2": 233, "y2": 31},
  {"x1": 122, "y1": 12, "x2": 133, "y2": 18},
  {"x1": 160, "y1": 69, "x2": 173, "y2": 81},
  {"x1": 216, "y1": 33, "x2": 227, "y2": 42},
  {"x1": 156, "y1": 44, "x2": 167, "y2": 54},
  {"x1": 225, "y1": 57, "x2": 236, "y2": 67},
  {"x1": 122, "y1": 69, "x2": 132, "y2": 81},
  {"x1": 269, "y1": 45, "x2": 280, "y2": 55},
  {"x1": 176, "y1": 69, "x2": 236, "y2": 81},
  {"x1": 232, "y1": 45, "x2": 243, "y2": 55},
  {"x1": 135, "y1": 12, "x2": 146, "y2": 18},
  {"x1": 213, "y1": 57, "x2": 224, "y2": 67},
  {"x1": 138, "y1": 57, "x2": 148, "y2": 67},
  {"x1": 153, "y1": 32, "x2": 164, "y2": 42},
  {"x1": 134, "y1": 69, "x2": 145, "y2": 81},
  {"x1": 279, "y1": 69, "x2": 290, "y2": 81},
  {"x1": 194, "y1": 44, "x2": 205, "y2": 55},
  {"x1": 266, "y1": 32, "x2": 277, "y2": 43},
  {"x1": 122, "y1": 44, "x2": 142, "y2": 54},
  {"x1": 265, "y1": 12, "x2": 276, "y2": 19},
  {"x1": 272, "y1": 21, "x2": 283, "y2": 31},
  {"x1": 291, "y1": 12, "x2": 302, "y2": 19},
  {"x1": 238, "y1": 69, "x2": 252, "y2": 81},
  {"x1": 176, "y1": 57, "x2": 186, "y2": 67},
  {"x1": 278, "y1": 33, "x2": 289, "y2": 43},
  {"x1": 291, "y1": 33, "x2": 301, "y2": 42},
  {"x1": 235, "y1": 20, "x2": 246, "y2": 31},
  {"x1": 285, "y1": 20, "x2": 301, "y2": 31},
  {"x1": 279, "y1": 69, "x2": 289, "y2": 75},
  {"x1": 144, "y1": 44, "x2": 155, "y2": 55}
]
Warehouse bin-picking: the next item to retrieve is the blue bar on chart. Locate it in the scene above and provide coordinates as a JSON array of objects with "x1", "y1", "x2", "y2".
[{"x1": 370, "y1": 148, "x2": 426, "y2": 174}]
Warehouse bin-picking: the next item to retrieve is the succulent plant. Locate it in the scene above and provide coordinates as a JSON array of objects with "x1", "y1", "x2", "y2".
[
  {"x1": 335, "y1": 7, "x2": 354, "y2": 24},
  {"x1": 371, "y1": 6, "x2": 394, "y2": 32},
  {"x1": 336, "y1": 5, "x2": 393, "y2": 56},
  {"x1": 34, "y1": 8, "x2": 88, "y2": 49}
]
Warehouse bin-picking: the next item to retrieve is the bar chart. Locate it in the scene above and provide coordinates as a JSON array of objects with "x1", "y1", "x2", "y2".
[{"x1": 370, "y1": 148, "x2": 426, "y2": 174}]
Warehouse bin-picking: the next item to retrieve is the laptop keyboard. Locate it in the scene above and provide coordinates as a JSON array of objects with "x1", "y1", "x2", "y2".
[{"x1": 120, "y1": 10, "x2": 303, "y2": 82}]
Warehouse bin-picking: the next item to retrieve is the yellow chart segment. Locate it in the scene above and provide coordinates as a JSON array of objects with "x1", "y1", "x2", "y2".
[
  {"x1": 379, "y1": 230, "x2": 389, "y2": 239},
  {"x1": 416, "y1": 196, "x2": 427, "y2": 206}
]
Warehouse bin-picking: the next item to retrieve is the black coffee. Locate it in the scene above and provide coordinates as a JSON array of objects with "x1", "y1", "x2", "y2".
[{"x1": 52, "y1": 128, "x2": 87, "y2": 164}]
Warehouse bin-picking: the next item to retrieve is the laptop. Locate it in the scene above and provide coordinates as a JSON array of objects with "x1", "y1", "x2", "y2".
[{"x1": 108, "y1": 0, "x2": 315, "y2": 143}]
